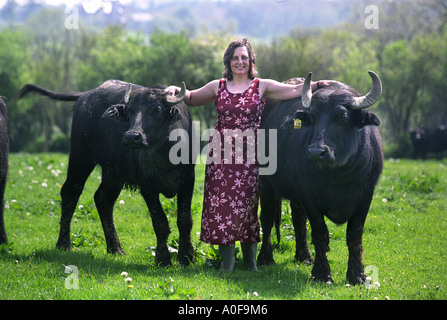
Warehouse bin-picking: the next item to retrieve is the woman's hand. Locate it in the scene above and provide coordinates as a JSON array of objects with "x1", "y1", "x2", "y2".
[
  {"x1": 165, "y1": 80, "x2": 219, "y2": 106},
  {"x1": 313, "y1": 80, "x2": 341, "y2": 90},
  {"x1": 164, "y1": 85, "x2": 181, "y2": 96}
]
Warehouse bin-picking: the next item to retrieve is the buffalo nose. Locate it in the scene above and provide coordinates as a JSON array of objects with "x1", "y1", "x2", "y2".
[
  {"x1": 308, "y1": 146, "x2": 329, "y2": 161},
  {"x1": 123, "y1": 131, "x2": 145, "y2": 147}
]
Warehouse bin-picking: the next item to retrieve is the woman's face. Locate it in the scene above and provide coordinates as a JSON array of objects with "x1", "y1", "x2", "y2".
[{"x1": 230, "y1": 46, "x2": 250, "y2": 78}]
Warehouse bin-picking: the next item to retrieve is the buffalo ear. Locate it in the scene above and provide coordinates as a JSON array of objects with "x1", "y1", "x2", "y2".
[
  {"x1": 284, "y1": 110, "x2": 311, "y2": 126},
  {"x1": 169, "y1": 106, "x2": 180, "y2": 122},
  {"x1": 352, "y1": 110, "x2": 380, "y2": 128},
  {"x1": 102, "y1": 104, "x2": 128, "y2": 122},
  {"x1": 293, "y1": 111, "x2": 312, "y2": 125}
]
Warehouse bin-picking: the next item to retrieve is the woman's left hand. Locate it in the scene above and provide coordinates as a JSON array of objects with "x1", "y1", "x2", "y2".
[{"x1": 164, "y1": 85, "x2": 181, "y2": 96}]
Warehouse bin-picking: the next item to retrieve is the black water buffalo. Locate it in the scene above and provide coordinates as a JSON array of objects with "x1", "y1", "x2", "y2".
[
  {"x1": 19, "y1": 80, "x2": 195, "y2": 266},
  {"x1": 410, "y1": 125, "x2": 447, "y2": 159},
  {"x1": 257, "y1": 71, "x2": 383, "y2": 284},
  {"x1": 0, "y1": 97, "x2": 8, "y2": 245}
]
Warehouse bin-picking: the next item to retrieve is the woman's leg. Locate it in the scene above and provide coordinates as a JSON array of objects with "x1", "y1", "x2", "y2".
[
  {"x1": 241, "y1": 242, "x2": 258, "y2": 272},
  {"x1": 219, "y1": 245, "x2": 235, "y2": 272}
]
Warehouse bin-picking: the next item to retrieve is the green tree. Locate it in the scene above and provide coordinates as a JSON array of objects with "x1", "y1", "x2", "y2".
[
  {"x1": 379, "y1": 40, "x2": 414, "y2": 154},
  {"x1": 376, "y1": 29, "x2": 447, "y2": 157},
  {"x1": 0, "y1": 29, "x2": 32, "y2": 152},
  {"x1": 330, "y1": 39, "x2": 379, "y2": 94},
  {"x1": 14, "y1": 8, "x2": 98, "y2": 152},
  {"x1": 76, "y1": 25, "x2": 147, "y2": 90},
  {"x1": 408, "y1": 30, "x2": 447, "y2": 128}
]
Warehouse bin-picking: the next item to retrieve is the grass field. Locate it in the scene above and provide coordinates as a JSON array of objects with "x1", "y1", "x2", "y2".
[{"x1": 0, "y1": 153, "x2": 446, "y2": 300}]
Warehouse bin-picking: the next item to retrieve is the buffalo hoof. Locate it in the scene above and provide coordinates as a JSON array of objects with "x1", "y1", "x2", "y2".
[
  {"x1": 312, "y1": 265, "x2": 333, "y2": 283},
  {"x1": 296, "y1": 250, "x2": 314, "y2": 266},
  {"x1": 156, "y1": 258, "x2": 172, "y2": 268},
  {"x1": 257, "y1": 250, "x2": 275, "y2": 266},
  {"x1": 56, "y1": 241, "x2": 71, "y2": 252},
  {"x1": 347, "y1": 271, "x2": 366, "y2": 285},
  {"x1": 178, "y1": 247, "x2": 195, "y2": 266},
  {"x1": 105, "y1": 239, "x2": 126, "y2": 254},
  {"x1": 108, "y1": 246, "x2": 126, "y2": 255},
  {"x1": 312, "y1": 273, "x2": 334, "y2": 284},
  {"x1": 155, "y1": 247, "x2": 172, "y2": 267}
]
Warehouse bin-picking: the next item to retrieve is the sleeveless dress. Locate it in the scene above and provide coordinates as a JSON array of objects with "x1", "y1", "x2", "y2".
[{"x1": 200, "y1": 78, "x2": 265, "y2": 245}]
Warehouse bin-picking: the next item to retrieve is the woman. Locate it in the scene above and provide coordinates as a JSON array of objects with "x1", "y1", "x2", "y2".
[{"x1": 166, "y1": 38, "x2": 332, "y2": 272}]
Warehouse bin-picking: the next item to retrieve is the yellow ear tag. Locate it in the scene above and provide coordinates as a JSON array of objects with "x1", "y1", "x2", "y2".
[{"x1": 294, "y1": 118, "x2": 302, "y2": 129}]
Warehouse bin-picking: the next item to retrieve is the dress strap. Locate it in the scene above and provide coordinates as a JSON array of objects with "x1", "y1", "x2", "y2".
[
  {"x1": 219, "y1": 78, "x2": 226, "y2": 89},
  {"x1": 252, "y1": 78, "x2": 261, "y2": 94}
]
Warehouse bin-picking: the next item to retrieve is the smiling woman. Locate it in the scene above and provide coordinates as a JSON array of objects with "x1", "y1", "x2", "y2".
[{"x1": 223, "y1": 39, "x2": 257, "y2": 82}]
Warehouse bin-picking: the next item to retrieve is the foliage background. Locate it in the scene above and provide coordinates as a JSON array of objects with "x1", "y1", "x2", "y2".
[{"x1": 0, "y1": 0, "x2": 446, "y2": 157}]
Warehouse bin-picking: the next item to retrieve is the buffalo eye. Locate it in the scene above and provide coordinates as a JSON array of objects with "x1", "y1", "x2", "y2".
[
  {"x1": 149, "y1": 105, "x2": 162, "y2": 115},
  {"x1": 334, "y1": 109, "x2": 349, "y2": 124}
]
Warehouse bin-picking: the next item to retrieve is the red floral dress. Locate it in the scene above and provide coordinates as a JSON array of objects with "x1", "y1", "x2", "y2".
[{"x1": 200, "y1": 78, "x2": 265, "y2": 245}]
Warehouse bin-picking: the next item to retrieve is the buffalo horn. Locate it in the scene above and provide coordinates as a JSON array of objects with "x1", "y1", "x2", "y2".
[
  {"x1": 352, "y1": 71, "x2": 382, "y2": 109},
  {"x1": 164, "y1": 81, "x2": 186, "y2": 105},
  {"x1": 124, "y1": 83, "x2": 132, "y2": 104},
  {"x1": 301, "y1": 72, "x2": 313, "y2": 109}
]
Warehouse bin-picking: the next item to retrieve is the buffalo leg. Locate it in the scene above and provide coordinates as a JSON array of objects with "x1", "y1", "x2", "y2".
[
  {"x1": 176, "y1": 168, "x2": 195, "y2": 266},
  {"x1": 94, "y1": 176, "x2": 124, "y2": 254},
  {"x1": 257, "y1": 180, "x2": 280, "y2": 266},
  {"x1": 290, "y1": 201, "x2": 313, "y2": 265},
  {"x1": 308, "y1": 213, "x2": 333, "y2": 283},
  {"x1": 57, "y1": 156, "x2": 95, "y2": 251},
  {"x1": 141, "y1": 189, "x2": 171, "y2": 267},
  {"x1": 346, "y1": 198, "x2": 371, "y2": 284},
  {"x1": 0, "y1": 178, "x2": 7, "y2": 245}
]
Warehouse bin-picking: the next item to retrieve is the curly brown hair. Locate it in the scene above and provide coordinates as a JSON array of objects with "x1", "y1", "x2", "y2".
[{"x1": 222, "y1": 38, "x2": 258, "y2": 81}]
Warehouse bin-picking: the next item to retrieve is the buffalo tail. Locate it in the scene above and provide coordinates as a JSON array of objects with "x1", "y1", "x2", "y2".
[{"x1": 18, "y1": 84, "x2": 83, "y2": 101}]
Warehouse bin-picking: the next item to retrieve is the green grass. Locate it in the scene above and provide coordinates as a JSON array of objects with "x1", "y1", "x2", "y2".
[{"x1": 1, "y1": 153, "x2": 446, "y2": 300}]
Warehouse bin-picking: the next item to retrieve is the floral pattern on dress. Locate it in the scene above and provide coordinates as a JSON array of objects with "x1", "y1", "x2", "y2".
[{"x1": 200, "y1": 78, "x2": 265, "y2": 245}]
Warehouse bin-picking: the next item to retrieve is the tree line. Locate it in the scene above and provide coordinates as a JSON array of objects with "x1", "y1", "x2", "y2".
[{"x1": 1, "y1": 2, "x2": 446, "y2": 157}]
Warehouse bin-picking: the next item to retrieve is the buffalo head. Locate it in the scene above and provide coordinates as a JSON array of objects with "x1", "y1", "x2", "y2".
[
  {"x1": 103, "y1": 82, "x2": 186, "y2": 148},
  {"x1": 292, "y1": 71, "x2": 382, "y2": 167}
]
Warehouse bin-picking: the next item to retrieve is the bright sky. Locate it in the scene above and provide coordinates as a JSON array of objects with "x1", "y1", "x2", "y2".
[
  {"x1": 0, "y1": 0, "x2": 144, "y2": 15},
  {"x1": 0, "y1": 0, "x2": 135, "y2": 11}
]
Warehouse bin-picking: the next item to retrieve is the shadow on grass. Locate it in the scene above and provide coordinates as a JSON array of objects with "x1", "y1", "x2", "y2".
[{"x1": 3, "y1": 245, "x2": 330, "y2": 299}]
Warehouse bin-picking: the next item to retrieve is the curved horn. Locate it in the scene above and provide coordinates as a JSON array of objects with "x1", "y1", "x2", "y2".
[
  {"x1": 352, "y1": 71, "x2": 382, "y2": 109},
  {"x1": 164, "y1": 81, "x2": 186, "y2": 106},
  {"x1": 124, "y1": 83, "x2": 132, "y2": 104},
  {"x1": 301, "y1": 72, "x2": 313, "y2": 109}
]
